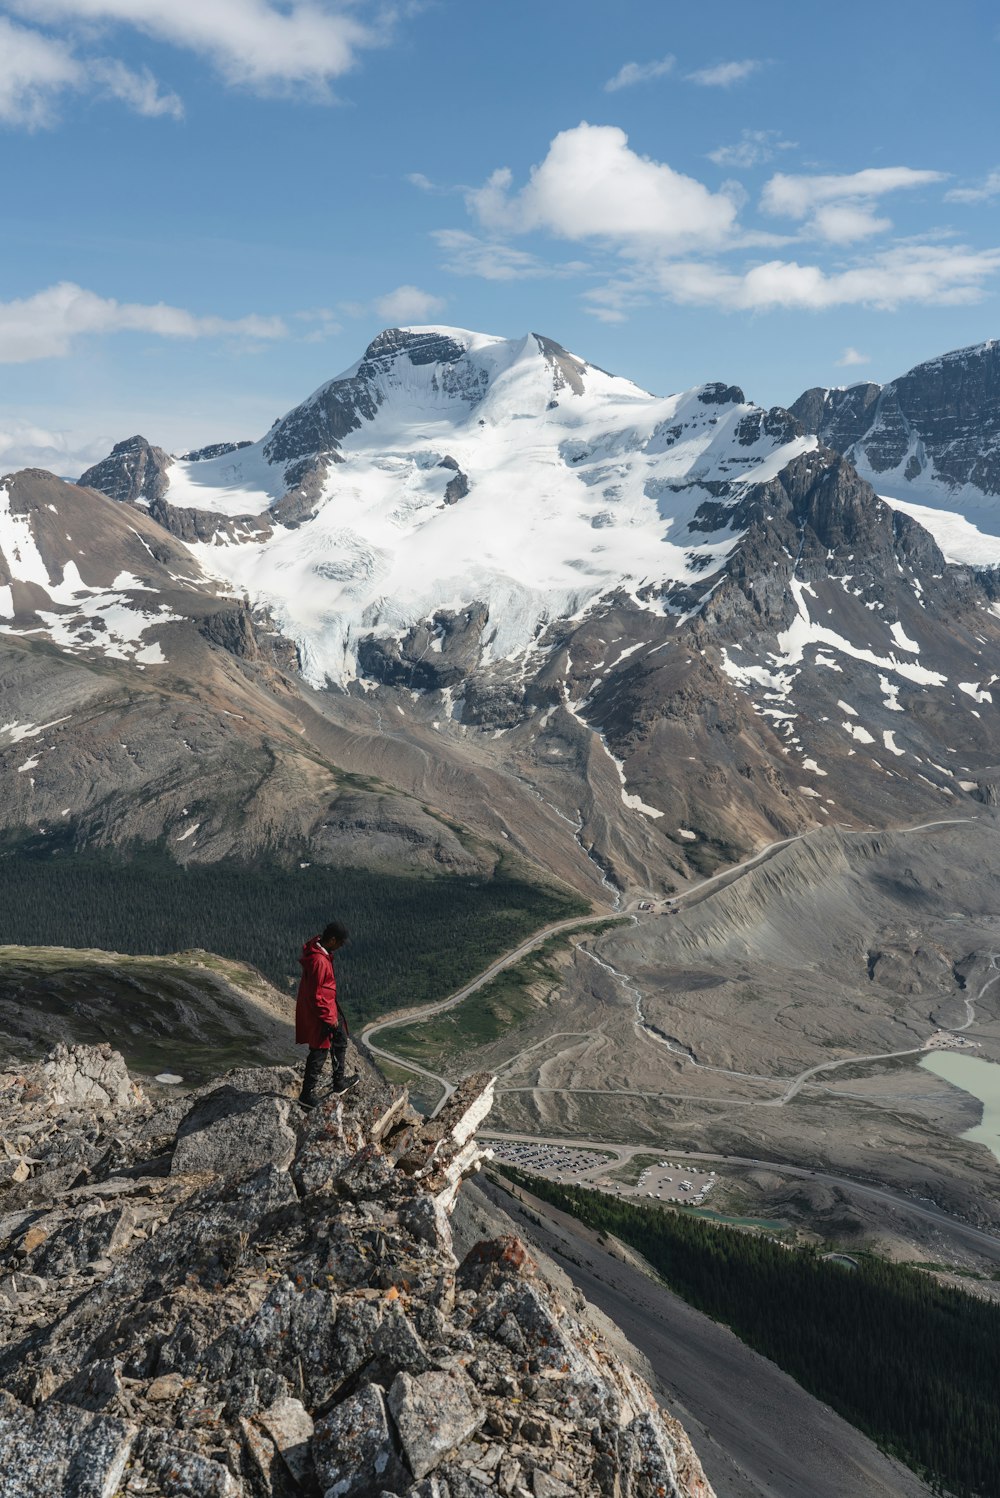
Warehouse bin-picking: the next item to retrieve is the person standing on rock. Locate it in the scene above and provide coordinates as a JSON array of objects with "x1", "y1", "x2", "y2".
[{"x1": 296, "y1": 921, "x2": 358, "y2": 1107}]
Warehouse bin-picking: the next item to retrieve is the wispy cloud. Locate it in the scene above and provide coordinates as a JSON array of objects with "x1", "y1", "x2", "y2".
[
  {"x1": 686, "y1": 59, "x2": 762, "y2": 87},
  {"x1": 645, "y1": 244, "x2": 1000, "y2": 311},
  {"x1": 0, "y1": 418, "x2": 112, "y2": 476},
  {"x1": 0, "y1": 13, "x2": 181, "y2": 124},
  {"x1": 604, "y1": 55, "x2": 674, "y2": 92},
  {"x1": 0, "y1": 16, "x2": 81, "y2": 127},
  {"x1": 90, "y1": 58, "x2": 183, "y2": 118},
  {"x1": 433, "y1": 229, "x2": 586, "y2": 282},
  {"x1": 945, "y1": 169, "x2": 1000, "y2": 204},
  {"x1": 836, "y1": 347, "x2": 871, "y2": 367},
  {"x1": 709, "y1": 129, "x2": 796, "y2": 169},
  {"x1": 0, "y1": 282, "x2": 287, "y2": 362},
  {"x1": 3, "y1": 0, "x2": 388, "y2": 103},
  {"x1": 374, "y1": 285, "x2": 445, "y2": 323},
  {"x1": 761, "y1": 166, "x2": 948, "y2": 242}
]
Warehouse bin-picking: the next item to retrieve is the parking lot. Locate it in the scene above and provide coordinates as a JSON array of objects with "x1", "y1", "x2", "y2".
[
  {"x1": 488, "y1": 1140, "x2": 717, "y2": 1207},
  {"x1": 625, "y1": 1160, "x2": 716, "y2": 1205},
  {"x1": 488, "y1": 1140, "x2": 613, "y2": 1180}
]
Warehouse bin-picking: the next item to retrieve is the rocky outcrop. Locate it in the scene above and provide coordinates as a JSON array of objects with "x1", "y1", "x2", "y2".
[
  {"x1": 358, "y1": 605, "x2": 490, "y2": 691},
  {"x1": 0, "y1": 1044, "x2": 713, "y2": 1498},
  {"x1": 181, "y1": 442, "x2": 253, "y2": 463},
  {"x1": 79, "y1": 436, "x2": 173, "y2": 507},
  {"x1": 148, "y1": 496, "x2": 271, "y2": 545},
  {"x1": 262, "y1": 330, "x2": 482, "y2": 475},
  {"x1": 791, "y1": 340, "x2": 1000, "y2": 495}
]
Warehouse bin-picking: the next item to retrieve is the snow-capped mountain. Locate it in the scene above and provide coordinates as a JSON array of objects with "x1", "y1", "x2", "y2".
[
  {"x1": 791, "y1": 339, "x2": 1000, "y2": 565},
  {"x1": 81, "y1": 327, "x2": 814, "y2": 688},
  {"x1": 3, "y1": 325, "x2": 1000, "y2": 896}
]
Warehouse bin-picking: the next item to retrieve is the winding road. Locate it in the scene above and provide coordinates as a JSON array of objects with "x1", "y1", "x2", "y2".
[{"x1": 360, "y1": 814, "x2": 996, "y2": 1255}]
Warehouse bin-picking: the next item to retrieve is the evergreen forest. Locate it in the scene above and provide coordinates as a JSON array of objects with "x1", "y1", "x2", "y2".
[
  {"x1": 497, "y1": 1167, "x2": 1000, "y2": 1498},
  {"x1": 0, "y1": 845, "x2": 587, "y2": 1022}
]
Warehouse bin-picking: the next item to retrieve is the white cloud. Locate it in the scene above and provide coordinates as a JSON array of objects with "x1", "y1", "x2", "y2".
[
  {"x1": 0, "y1": 14, "x2": 182, "y2": 124},
  {"x1": 945, "y1": 169, "x2": 1000, "y2": 204},
  {"x1": 9, "y1": 0, "x2": 380, "y2": 92},
  {"x1": 0, "y1": 281, "x2": 287, "y2": 362},
  {"x1": 709, "y1": 129, "x2": 796, "y2": 169},
  {"x1": 647, "y1": 243, "x2": 1000, "y2": 311},
  {"x1": 686, "y1": 59, "x2": 761, "y2": 87},
  {"x1": 761, "y1": 165, "x2": 948, "y2": 243},
  {"x1": 762, "y1": 166, "x2": 947, "y2": 218},
  {"x1": 809, "y1": 202, "x2": 891, "y2": 243},
  {"x1": 374, "y1": 285, "x2": 446, "y2": 324},
  {"x1": 604, "y1": 55, "x2": 674, "y2": 92},
  {"x1": 467, "y1": 124, "x2": 738, "y2": 250},
  {"x1": 0, "y1": 16, "x2": 80, "y2": 126},
  {"x1": 0, "y1": 419, "x2": 111, "y2": 476},
  {"x1": 836, "y1": 347, "x2": 871, "y2": 367}
]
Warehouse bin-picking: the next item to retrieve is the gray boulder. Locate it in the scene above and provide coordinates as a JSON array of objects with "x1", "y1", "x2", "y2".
[
  {"x1": 312, "y1": 1383, "x2": 406, "y2": 1497},
  {"x1": 0, "y1": 1392, "x2": 134, "y2": 1498},
  {"x1": 388, "y1": 1369, "x2": 483, "y2": 1481},
  {"x1": 171, "y1": 1087, "x2": 296, "y2": 1177}
]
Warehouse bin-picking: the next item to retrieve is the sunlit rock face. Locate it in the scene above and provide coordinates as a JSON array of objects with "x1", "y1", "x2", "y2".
[{"x1": 0, "y1": 1044, "x2": 714, "y2": 1498}]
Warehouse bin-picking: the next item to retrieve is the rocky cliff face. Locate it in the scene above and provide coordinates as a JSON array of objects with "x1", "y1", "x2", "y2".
[
  {"x1": 0, "y1": 1044, "x2": 712, "y2": 1498},
  {"x1": 791, "y1": 339, "x2": 1000, "y2": 505},
  {"x1": 79, "y1": 437, "x2": 174, "y2": 508}
]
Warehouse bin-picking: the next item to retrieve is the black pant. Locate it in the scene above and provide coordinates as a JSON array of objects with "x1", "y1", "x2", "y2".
[{"x1": 301, "y1": 1023, "x2": 348, "y2": 1101}]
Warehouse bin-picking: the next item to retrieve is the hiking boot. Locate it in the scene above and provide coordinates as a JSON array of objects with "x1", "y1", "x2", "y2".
[
  {"x1": 298, "y1": 1094, "x2": 319, "y2": 1110},
  {"x1": 330, "y1": 1073, "x2": 359, "y2": 1096}
]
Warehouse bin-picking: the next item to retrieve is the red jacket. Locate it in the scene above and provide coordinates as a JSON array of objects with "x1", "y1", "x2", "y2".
[{"x1": 295, "y1": 938, "x2": 339, "y2": 1048}]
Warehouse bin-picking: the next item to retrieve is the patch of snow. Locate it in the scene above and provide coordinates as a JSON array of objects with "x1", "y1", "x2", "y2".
[
  {"x1": 837, "y1": 699, "x2": 859, "y2": 717},
  {"x1": 0, "y1": 716, "x2": 70, "y2": 742},
  {"x1": 16, "y1": 755, "x2": 40, "y2": 773},
  {"x1": 843, "y1": 722, "x2": 875, "y2": 744},
  {"x1": 882, "y1": 730, "x2": 906, "y2": 757},
  {"x1": 801, "y1": 758, "x2": 828, "y2": 775},
  {"x1": 175, "y1": 823, "x2": 200, "y2": 843},
  {"x1": 959, "y1": 681, "x2": 993, "y2": 704},
  {"x1": 889, "y1": 621, "x2": 920, "y2": 654},
  {"x1": 877, "y1": 492, "x2": 1000, "y2": 567},
  {"x1": 678, "y1": 828, "x2": 697, "y2": 840}
]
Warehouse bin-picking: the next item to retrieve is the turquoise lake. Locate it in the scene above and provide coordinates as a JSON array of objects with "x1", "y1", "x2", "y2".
[{"x1": 921, "y1": 1051, "x2": 1000, "y2": 1164}]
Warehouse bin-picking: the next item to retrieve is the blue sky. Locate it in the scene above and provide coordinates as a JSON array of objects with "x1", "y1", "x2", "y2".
[{"x1": 2, "y1": 0, "x2": 999, "y2": 473}]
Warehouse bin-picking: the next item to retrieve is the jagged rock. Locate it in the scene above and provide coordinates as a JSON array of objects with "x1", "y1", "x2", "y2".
[
  {"x1": 0, "y1": 1052, "x2": 713, "y2": 1498},
  {"x1": 53, "y1": 1357, "x2": 124, "y2": 1412},
  {"x1": 312, "y1": 1383, "x2": 406, "y2": 1497},
  {"x1": 0, "y1": 1392, "x2": 134, "y2": 1497},
  {"x1": 256, "y1": 1395, "x2": 314, "y2": 1482},
  {"x1": 181, "y1": 441, "x2": 252, "y2": 463},
  {"x1": 129, "y1": 1428, "x2": 243, "y2": 1496},
  {"x1": 42, "y1": 1042, "x2": 143, "y2": 1113},
  {"x1": 79, "y1": 434, "x2": 171, "y2": 506},
  {"x1": 388, "y1": 1368, "x2": 484, "y2": 1480},
  {"x1": 171, "y1": 1088, "x2": 297, "y2": 1178}
]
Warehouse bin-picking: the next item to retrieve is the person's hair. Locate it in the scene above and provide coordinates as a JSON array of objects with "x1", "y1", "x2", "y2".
[{"x1": 321, "y1": 920, "x2": 350, "y2": 947}]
